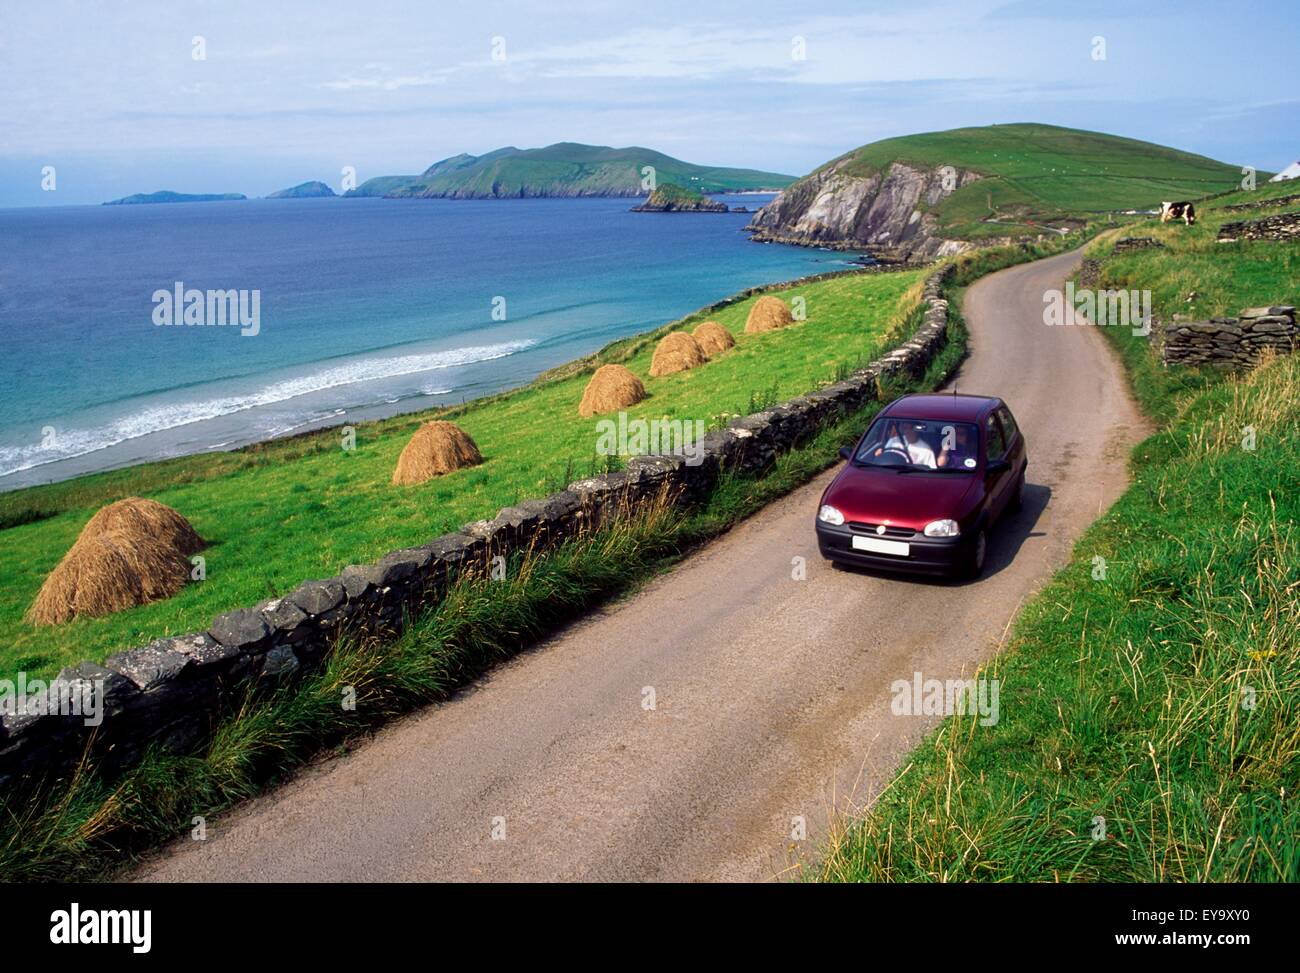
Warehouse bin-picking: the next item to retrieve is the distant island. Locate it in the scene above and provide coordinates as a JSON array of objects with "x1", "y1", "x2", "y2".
[
  {"x1": 631, "y1": 183, "x2": 728, "y2": 213},
  {"x1": 103, "y1": 191, "x2": 246, "y2": 206},
  {"x1": 345, "y1": 143, "x2": 793, "y2": 199},
  {"x1": 267, "y1": 181, "x2": 337, "y2": 199}
]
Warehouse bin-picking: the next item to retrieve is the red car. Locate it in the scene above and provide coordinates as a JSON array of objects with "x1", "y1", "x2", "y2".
[{"x1": 815, "y1": 392, "x2": 1027, "y2": 579}]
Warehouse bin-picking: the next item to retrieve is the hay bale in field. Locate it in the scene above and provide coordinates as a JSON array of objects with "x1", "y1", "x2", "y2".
[
  {"x1": 26, "y1": 499, "x2": 203, "y2": 626},
  {"x1": 79, "y1": 496, "x2": 205, "y2": 556},
  {"x1": 744, "y1": 295, "x2": 794, "y2": 334},
  {"x1": 649, "y1": 332, "x2": 706, "y2": 377},
  {"x1": 392, "y1": 420, "x2": 483, "y2": 484},
  {"x1": 692, "y1": 321, "x2": 735, "y2": 358},
  {"x1": 579, "y1": 363, "x2": 646, "y2": 417}
]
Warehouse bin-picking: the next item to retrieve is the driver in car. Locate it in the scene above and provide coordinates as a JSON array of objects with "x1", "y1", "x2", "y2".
[{"x1": 872, "y1": 422, "x2": 937, "y2": 468}]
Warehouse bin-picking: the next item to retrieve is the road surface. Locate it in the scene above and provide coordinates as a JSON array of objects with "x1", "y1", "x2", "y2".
[{"x1": 136, "y1": 246, "x2": 1149, "y2": 882}]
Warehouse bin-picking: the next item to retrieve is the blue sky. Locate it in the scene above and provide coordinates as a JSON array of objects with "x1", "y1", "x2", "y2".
[{"x1": 2, "y1": 0, "x2": 1296, "y2": 206}]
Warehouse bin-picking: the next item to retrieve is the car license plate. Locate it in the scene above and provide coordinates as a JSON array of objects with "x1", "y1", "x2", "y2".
[{"x1": 852, "y1": 535, "x2": 910, "y2": 557}]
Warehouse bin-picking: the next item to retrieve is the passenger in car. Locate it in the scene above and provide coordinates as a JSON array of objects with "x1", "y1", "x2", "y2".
[{"x1": 937, "y1": 424, "x2": 976, "y2": 469}]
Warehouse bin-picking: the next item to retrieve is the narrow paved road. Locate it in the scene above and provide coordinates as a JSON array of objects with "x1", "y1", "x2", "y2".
[{"x1": 137, "y1": 247, "x2": 1149, "y2": 882}]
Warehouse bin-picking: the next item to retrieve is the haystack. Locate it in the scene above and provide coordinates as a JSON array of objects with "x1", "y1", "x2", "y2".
[
  {"x1": 692, "y1": 321, "x2": 735, "y2": 358},
  {"x1": 744, "y1": 295, "x2": 795, "y2": 334},
  {"x1": 579, "y1": 363, "x2": 646, "y2": 417},
  {"x1": 649, "y1": 332, "x2": 706, "y2": 377},
  {"x1": 392, "y1": 420, "x2": 483, "y2": 484},
  {"x1": 27, "y1": 498, "x2": 203, "y2": 626},
  {"x1": 79, "y1": 496, "x2": 205, "y2": 556}
]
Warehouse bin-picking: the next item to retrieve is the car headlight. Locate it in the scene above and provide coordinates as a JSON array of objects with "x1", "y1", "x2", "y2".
[
  {"x1": 818, "y1": 504, "x2": 845, "y2": 526},
  {"x1": 923, "y1": 519, "x2": 960, "y2": 537}
]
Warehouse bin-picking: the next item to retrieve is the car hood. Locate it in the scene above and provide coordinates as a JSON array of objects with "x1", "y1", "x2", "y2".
[{"x1": 823, "y1": 465, "x2": 979, "y2": 531}]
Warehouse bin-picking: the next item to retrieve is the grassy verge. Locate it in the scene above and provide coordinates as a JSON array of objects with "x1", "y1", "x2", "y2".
[
  {"x1": 0, "y1": 268, "x2": 927, "y2": 679},
  {"x1": 816, "y1": 202, "x2": 1300, "y2": 883},
  {"x1": 0, "y1": 328, "x2": 971, "y2": 882},
  {"x1": 1080, "y1": 182, "x2": 1298, "y2": 422}
]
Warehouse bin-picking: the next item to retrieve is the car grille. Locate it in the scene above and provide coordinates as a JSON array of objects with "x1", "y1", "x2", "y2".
[{"x1": 847, "y1": 521, "x2": 917, "y2": 539}]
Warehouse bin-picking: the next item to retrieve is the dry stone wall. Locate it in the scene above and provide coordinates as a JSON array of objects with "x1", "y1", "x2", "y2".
[
  {"x1": 1162, "y1": 306, "x2": 1298, "y2": 367},
  {"x1": 1216, "y1": 212, "x2": 1300, "y2": 243}
]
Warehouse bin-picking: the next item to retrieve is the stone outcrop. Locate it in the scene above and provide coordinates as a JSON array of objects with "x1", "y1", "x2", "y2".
[
  {"x1": 1112, "y1": 237, "x2": 1164, "y2": 253},
  {"x1": 746, "y1": 159, "x2": 980, "y2": 262},
  {"x1": 631, "y1": 185, "x2": 727, "y2": 213},
  {"x1": 1220, "y1": 192, "x2": 1300, "y2": 213},
  {"x1": 1216, "y1": 212, "x2": 1300, "y2": 243},
  {"x1": 1162, "y1": 306, "x2": 1297, "y2": 367},
  {"x1": 0, "y1": 267, "x2": 957, "y2": 786}
]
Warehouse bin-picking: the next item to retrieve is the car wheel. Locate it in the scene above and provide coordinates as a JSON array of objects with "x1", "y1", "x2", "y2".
[
  {"x1": 962, "y1": 527, "x2": 987, "y2": 580},
  {"x1": 1010, "y1": 469, "x2": 1026, "y2": 513}
]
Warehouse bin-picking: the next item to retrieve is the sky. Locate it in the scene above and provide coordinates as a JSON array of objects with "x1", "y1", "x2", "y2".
[{"x1": 1, "y1": 0, "x2": 1297, "y2": 207}]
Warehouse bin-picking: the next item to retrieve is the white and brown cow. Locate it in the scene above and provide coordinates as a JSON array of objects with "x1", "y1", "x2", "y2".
[{"x1": 1159, "y1": 200, "x2": 1197, "y2": 225}]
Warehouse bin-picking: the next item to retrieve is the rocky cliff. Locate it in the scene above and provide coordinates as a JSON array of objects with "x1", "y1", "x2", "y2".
[{"x1": 746, "y1": 159, "x2": 981, "y2": 261}]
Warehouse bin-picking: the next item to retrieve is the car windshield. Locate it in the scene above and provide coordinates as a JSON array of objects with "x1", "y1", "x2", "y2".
[{"x1": 853, "y1": 416, "x2": 980, "y2": 472}]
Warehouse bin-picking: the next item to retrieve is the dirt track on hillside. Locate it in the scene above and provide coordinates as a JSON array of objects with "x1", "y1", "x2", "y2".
[{"x1": 136, "y1": 247, "x2": 1150, "y2": 882}]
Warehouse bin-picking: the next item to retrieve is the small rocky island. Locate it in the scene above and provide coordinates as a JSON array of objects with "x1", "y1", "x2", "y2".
[
  {"x1": 267, "y1": 180, "x2": 337, "y2": 199},
  {"x1": 631, "y1": 183, "x2": 728, "y2": 213}
]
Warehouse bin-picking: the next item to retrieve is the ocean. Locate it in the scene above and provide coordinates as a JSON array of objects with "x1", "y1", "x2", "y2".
[{"x1": 0, "y1": 195, "x2": 850, "y2": 490}]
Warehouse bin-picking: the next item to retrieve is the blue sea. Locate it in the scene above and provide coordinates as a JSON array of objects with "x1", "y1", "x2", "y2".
[{"x1": 0, "y1": 195, "x2": 850, "y2": 490}]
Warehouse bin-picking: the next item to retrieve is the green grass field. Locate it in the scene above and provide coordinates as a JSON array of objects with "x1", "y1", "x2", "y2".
[
  {"x1": 817, "y1": 212, "x2": 1300, "y2": 882},
  {"x1": 0, "y1": 268, "x2": 925, "y2": 680},
  {"x1": 1086, "y1": 182, "x2": 1300, "y2": 324},
  {"x1": 826, "y1": 123, "x2": 1245, "y2": 239}
]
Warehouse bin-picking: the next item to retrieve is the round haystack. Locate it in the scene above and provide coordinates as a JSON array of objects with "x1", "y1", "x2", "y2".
[
  {"x1": 79, "y1": 496, "x2": 205, "y2": 556},
  {"x1": 579, "y1": 363, "x2": 646, "y2": 417},
  {"x1": 692, "y1": 321, "x2": 735, "y2": 358},
  {"x1": 392, "y1": 420, "x2": 483, "y2": 485},
  {"x1": 27, "y1": 499, "x2": 204, "y2": 625},
  {"x1": 649, "y1": 332, "x2": 706, "y2": 377},
  {"x1": 744, "y1": 295, "x2": 795, "y2": 334}
]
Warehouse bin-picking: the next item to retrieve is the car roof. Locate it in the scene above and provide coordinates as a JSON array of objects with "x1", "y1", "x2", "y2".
[{"x1": 879, "y1": 392, "x2": 1000, "y2": 422}]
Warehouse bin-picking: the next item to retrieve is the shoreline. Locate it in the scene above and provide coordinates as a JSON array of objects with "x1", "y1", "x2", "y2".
[
  {"x1": 0, "y1": 195, "x2": 854, "y2": 493},
  {"x1": 0, "y1": 254, "x2": 896, "y2": 499}
]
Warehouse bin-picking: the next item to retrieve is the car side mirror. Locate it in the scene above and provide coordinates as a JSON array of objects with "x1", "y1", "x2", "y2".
[
  {"x1": 986, "y1": 458, "x2": 1010, "y2": 475},
  {"x1": 839, "y1": 446, "x2": 853, "y2": 460}
]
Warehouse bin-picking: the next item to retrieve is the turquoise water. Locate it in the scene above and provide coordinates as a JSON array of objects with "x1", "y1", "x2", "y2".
[{"x1": 0, "y1": 196, "x2": 850, "y2": 489}]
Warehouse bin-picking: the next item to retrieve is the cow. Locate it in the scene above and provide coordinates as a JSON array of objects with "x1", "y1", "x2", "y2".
[{"x1": 1159, "y1": 200, "x2": 1197, "y2": 225}]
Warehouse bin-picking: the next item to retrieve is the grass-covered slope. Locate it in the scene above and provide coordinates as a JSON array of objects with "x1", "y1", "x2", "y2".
[
  {"x1": 828, "y1": 123, "x2": 1243, "y2": 238},
  {"x1": 0, "y1": 268, "x2": 924, "y2": 679},
  {"x1": 349, "y1": 143, "x2": 793, "y2": 198},
  {"x1": 817, "y1": 199, "x2": 1300, "y2": 883}
]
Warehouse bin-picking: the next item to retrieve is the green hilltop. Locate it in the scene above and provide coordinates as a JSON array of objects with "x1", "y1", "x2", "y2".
[
  {"x1": 267, "y1": 181, "x2": 337, "y2": 199},
  {"x1": 830, "y1": 122, "x2": 1246, "y2": 233},
  {"x1": 347, "y1": 142, "x2": 793, "y2": 199}
]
